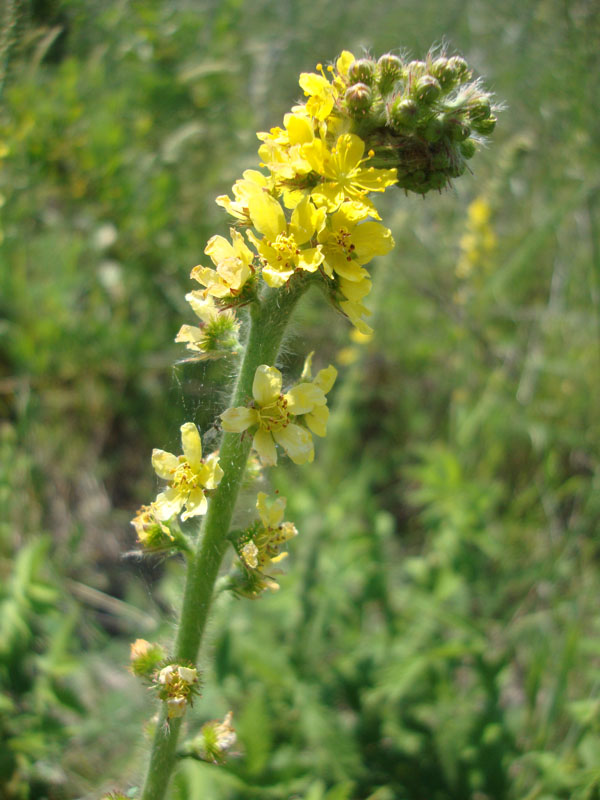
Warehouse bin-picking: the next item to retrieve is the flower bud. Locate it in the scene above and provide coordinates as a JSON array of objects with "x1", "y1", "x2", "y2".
[
  {"x1": 468, "y1": 97, "x2": 492, "y2": 122},
  {"x1": 422, "y1": 115, "x2": 444, "y2": 142},
  {"x1": 390, "y1": 97, "x2": 419, "y2": 130},
  {"x1": 445, "y1": 116, "x2": 471, "y2": 141},
  {"x1": 377, "y1": 53, "x2": 404, "y2": 94},
  {"x1": 407, "y1": 59, "x2": 427, "y2": 78},
  {"x1": 413, "y1": 75, "x2": 442, "y2": 104},
  {"x1": 348, "y1": 58, "x2": 376, "y2": 86},
  {"x1": 184, "y1": 711, "x2": 237, "y2": 764},
  {"x1": 130, "y1": 639, "x2": 166, "y2": 678},
  {"x1": 472, "y1": 115, "x2": 497, "y2": 135},
  {"x1": 430, "y1": 56, "x2": 459, "y2": 89},
  {"x1": 460, "y1": 139, "x2": 477, "y2": 159},
  {"x1": 447, "y1": 55, "x2": 470, "y2": 82},
  {"x1": 345, "y1": 82, "x2": 372, "y2": 114}
]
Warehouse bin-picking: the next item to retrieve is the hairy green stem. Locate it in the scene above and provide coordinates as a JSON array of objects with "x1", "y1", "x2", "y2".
[{"x1": 140, "y1": 277, "x2": 310, "y2": 800}]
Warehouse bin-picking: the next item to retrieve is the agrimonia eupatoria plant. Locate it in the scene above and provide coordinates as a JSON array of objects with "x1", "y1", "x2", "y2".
[{"x1": 125, "y1": 47, "x2": 498, "y2": 800}]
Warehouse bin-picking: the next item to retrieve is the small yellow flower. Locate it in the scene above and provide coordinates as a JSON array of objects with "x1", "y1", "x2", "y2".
[
  {"x1": 220, "y1": 362, "x2": 335, "y2": 465},
  {"x1": 318, "y1": 206, "x2": 395, "y2": 281},
  {"x1": 175, "y1": 293, "x2": 239, "y2": 356},
  {"x1": 299, "y1": 69, "x2": 337, "y2": 121},
  {"x1": 157, "y1": 664, "x2": 199, "y2": 718},
  {"x1": 302, "y1": 134, "x2": 397, "y2": 217},
  {"x1": 152, "y1": 423, "x2": 223, "y2": 521},
  {"x1": 191, "y1": 229, "x2": 255, "y2": 298},
  {"x1": 246, "y1": 194, "x2": 326, "y2": 288},
  {"x1": 215, "y1": 169, "x2": 271, "y2": 225}
]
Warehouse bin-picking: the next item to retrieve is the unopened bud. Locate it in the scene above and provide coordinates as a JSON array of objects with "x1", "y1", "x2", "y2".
[
  {"x1": 390, "y1": 97, "x2": 419, "y2": 129},
  {"x1": 348, "y1": 58, "x2": 376, "y2": 86},
  {"x1": 130, "y1": 639, "x2": 166, "y2": 678},
  {"x1": 377, "y1": 53, "x2": 404, "y2": 94},
  {"x1": 460, "y1": 139, "x2": 477, "y2": 159},
  {"x1": 407, "y1": 60, "x2": 427, "y2": 78},
  {"x1": 468, "y1": 97, "x2": 492, "y2": 122},
  {"x1": 184, "y1": 711, "x2": 237, "y2": 764},
  {"x1": 472, "y1": 115, "x2": 497, "y2": 135},
  {"x1": 445, "y1": 116, "x2": 471, "y2": 141},
  {"x1": 447, "y1": 55, "x2": 470, "y2": 82},
  {"x1": 345, "y1": 82, "x2": 372, "y2": 113},
  {"x1": 413, "y1": 75, "x2": 442, "y2": 104}
]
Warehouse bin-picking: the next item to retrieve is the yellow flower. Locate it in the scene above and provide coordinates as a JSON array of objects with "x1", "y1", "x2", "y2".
[
  {"x1": 302, "y1": 133, "x2": 397, "y2": 217},
  {"x1": 221, "y1": 362, "x2": 336, "y2": 465},
  {"x1": 157, "y1": 664, "x2": 199, "y2": 719},
  {"x1": 191, "y1": 229, "x2": 255, "y2": 298},
  {"x1": 152, "y1": 423, "x2": 223, "y2": 521},
  {"x1": 215, "y1": 170, "x2": 271, "y2": 225},
  {"x1": 318, "y1": 206, "x2": 395, "y2": 281},
  {"x1": 299, "y1": 68, "x2": 337, "y2": 121},
  {"x1": 257, "y1": 112, "x2": 315, "y2": 185},
  {"x1": 246, "y1": 194, "x2": 326, "y2": 287},
  {"x1": 175, "y1": 293, "x2": 239, "y2": 355},
  {"x1": 236, "y1": 493, "x2": 299, "y2": 590}
]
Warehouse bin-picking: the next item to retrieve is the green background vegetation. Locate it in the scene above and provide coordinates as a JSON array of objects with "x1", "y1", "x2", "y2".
[{"x1": 1, "y1": 0, "x2": 599, "y2": 798}]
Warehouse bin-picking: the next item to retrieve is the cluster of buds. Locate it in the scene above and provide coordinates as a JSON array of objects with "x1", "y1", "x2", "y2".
[
  {"x1": 130, "y1": 638, "x2": 166, "y2": 678},
  {"x1": 130, "y1": 504, "x2": 190, "y2": 554},
  {"x1": 175, "y1": 293, "x2": 240, "y2": 361},
  {"x1": 182, "y1": 711, "x2": 237, "y2": 764},
  {"x1": 340, "y1": 51, "x2": 498, "y2": 194},
  {"x1": 229, "y1": 492, "x2": 298, "y2": 598},
  {"x1": 156, "y1": 663, "x2": 200, "y2": 719}
]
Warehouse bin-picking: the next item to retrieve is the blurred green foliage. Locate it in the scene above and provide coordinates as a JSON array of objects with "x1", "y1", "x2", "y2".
[{"x1": 1, "y1": 0, "x2": 599, "y2": 798}]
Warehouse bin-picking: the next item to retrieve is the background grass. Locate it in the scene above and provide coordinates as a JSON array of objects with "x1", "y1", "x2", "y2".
[{"x1": 1, "y1": 0, "x2": 599, "y2": 798}]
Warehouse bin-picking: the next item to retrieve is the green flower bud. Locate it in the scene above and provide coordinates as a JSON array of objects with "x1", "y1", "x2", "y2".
[
  {"x1": 130, "y1": 639, "x2": 166, "y2": 678},
  {"x1": 413, "y1": 74, "x2": 442, "y2": 104},
  {"x1": 447, "y1": 55, "x2": 470, "y2": 82},
  {"x1": 421, "y1": 115, "x2": 444, "y2": 142},
  {"x1": 445, "y1": 116, "x2": 471, "y2": 141},
  {"x1": 390, "y1": 97, "x2": 419, "y2": 129},
  {"x1": 472, "y1": 115, "x2": 497, "y2": 135},
  {"x1": 345, "y1": 82, "x2": 372, "y2": 114},
  {"x1": 377, "y1": 53, "x2": 404, "y2": 93},
  {"x1": 407, "y1": 59, "x2": 427, "y2": 78},
  {"x1": 430, "y1": 55, "x2": 460, "y2": 89},
  {"x1": 468, "y1": 97, "x2": 492, "y2": 122},
  {"x1": 349, "y1": 58, "x2": 376, "y2": 86},
  {"x1": 460, "y1": 139, "x2": 477, "y2": 159}
]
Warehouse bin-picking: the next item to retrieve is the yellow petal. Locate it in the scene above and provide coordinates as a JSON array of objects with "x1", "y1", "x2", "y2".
[
  {"x1": 221, "y1": 406, "x2": 258, "y2": 433},
  {"x1": 336, "y1": 51, "x2": 355, "y2": 77},
  {"x1": 285, "y1": 383, "x2": 326, "y2": 415},
  {"x1": 256, "y1": 492, "x2": 286, "y2": 528},
  {"x1": 205, "y1": 234, "x2": 235, "y2": 265},
  {"x1": 154, "y1": 487, "x2": 184, "y2": 520},
  {"x1": 199, "y1": 451, "x2": 224, "y2": 490},
  {"x1": 181, "y1": 488, "x2": 208, "y2": 520},
  {"x1": 253, "y1": 365, "x2": 282, "y2": 406},
  {"x1": 306, "y1": 404, "x2": 329, "y2": 437},
  {"x1": 314, "y1": 365, "x2": 337, "y2": 394},
  {"x1": 253, "y1": 428, "x2": 277, "y2": 466},
  {"x1": 247, "y1": 192, "x2": 286, "y2": 241},
  {"x1": 152, "y1": 449, "x2": 179, "y2": 480},
  {"x1": 290, "y1": 196, "x2": 318, "y2": 245},
  {"x1": 285, "y1": 113, "x2": 314, "y2": 145},
  {"x1": 180, "y1": 422, "x2": 203, "y2": 469},
  {"x1": 273, "y1": 423, "x2": 314, "y2": 465},
  {"x1": 335, "y1": 134, "x2": 365, "y2": 173}
]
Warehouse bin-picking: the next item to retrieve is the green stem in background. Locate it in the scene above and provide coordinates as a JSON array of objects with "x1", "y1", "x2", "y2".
[{"x1": 140, "y1": 276, "x2": 311, "y2": 800}]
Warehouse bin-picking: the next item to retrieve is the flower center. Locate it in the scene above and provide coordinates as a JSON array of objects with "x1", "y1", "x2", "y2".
[
  {"x1": 267, "y1": 233, "x2": 300, "y2": 270},
  {"x1": 173, "y1": 459, "x2": 202, "y2": 489},
  {"x1": 257, "y1": 395, "x2": 291, "y2": 432}
]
